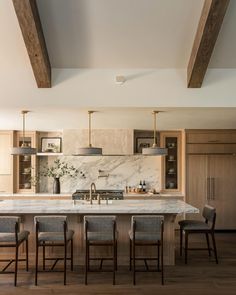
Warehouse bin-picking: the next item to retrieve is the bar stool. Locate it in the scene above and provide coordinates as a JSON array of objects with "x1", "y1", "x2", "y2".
[
  {"x1": 0, "y1": 216, "x2": 29, "y2": 286},
  {"x1": 34, "y1": 215, "x2": 74, "y2": 285},
  {"x1": 179, "y1": 205, "x2": 218, "y2": 264},
  {"x1": 84, "y1": 216, "x2": 117, "y2": 285},
  {"x1": 129, "y1": 215, "x2": 164, "y2": 285}
]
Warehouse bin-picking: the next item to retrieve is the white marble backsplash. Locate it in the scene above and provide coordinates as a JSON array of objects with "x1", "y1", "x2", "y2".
[{"x1": 39, "y1": 155, "x2": 161, "y2": 193}]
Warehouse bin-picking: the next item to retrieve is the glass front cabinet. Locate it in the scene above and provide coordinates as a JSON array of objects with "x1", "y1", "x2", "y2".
[
  {"x1": 15, "y1": 131, "x2": 37, "y2": 193},
  {"x1": 160, "y1": 131, "x2": 182, "y2": 192}
]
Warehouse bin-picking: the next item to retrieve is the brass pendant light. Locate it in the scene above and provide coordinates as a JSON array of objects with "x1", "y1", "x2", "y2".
[
  {"x1": 75, "y1": 111, "x2": 102, "y2": 156},
  {"x1": 11, "y1": 110, "x2": 36, "y2": 155},
  {"x1": 142, "y1": 111, "x2": 168, "y2": 156}
]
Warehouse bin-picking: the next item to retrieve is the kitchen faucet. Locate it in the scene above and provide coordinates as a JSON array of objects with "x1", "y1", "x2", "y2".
[{"x1": 89, "y1": 182, "x2": 96, "y2": 204}]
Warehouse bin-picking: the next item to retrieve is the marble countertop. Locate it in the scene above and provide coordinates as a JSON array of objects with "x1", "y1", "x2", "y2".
[
  {"x1": 0, "y1": 192, "x2": 184, "y2": 198},
  {"x1": 0, "y1": 199, "x2": 198, "y2": 214},
  {"x1": 0, "y1": 193, "x2": 71, "y2": 197}
]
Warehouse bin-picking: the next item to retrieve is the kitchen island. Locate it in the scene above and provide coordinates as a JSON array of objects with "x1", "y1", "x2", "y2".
[{"x1": 0, "y1": 199, "x2": 198, "y2": 265}]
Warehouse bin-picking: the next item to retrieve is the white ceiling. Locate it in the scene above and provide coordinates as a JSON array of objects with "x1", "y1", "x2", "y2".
[{"x1": 36, "y1": 0, "x2": 236, "y2": 69}]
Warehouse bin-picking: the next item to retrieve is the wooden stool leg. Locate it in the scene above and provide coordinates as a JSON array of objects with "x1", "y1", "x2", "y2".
[
  {"x1": 211, "y1": 232, "x2": 218, "y2": 264},
  {"x1": 132, "y1": 240, "x2": 136, "y2": 285},
  {"x1": 14, "y1": 244, "x2": 18, "y2": 287},
  {"x1": 64, "y1": 242, "x2": 67, "y2": 285},
  {"x1": 205, "y1": 233, "x2": 211, "y2": 257},
  {"x1": 26, "y1": 239, "x2": 29, "y2": 271},
  {"x1": 180, "y1": 228, "x2": 183, "y2": 256},
  {"x1": 35, "y1": 243, "x2": 38, "y2": 286},
  {"x1": 185, "y1": 232, "x2": 188, "y2": 264},
  {"x1": 71, "y1": 239, "x2": 73, "y2": 271}
]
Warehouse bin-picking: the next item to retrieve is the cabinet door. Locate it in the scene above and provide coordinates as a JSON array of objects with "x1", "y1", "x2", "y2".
[
  {"x1": 186, "y1": 155, "x2": 208, "y2": 220},
  {"x1": 208, "y1": 155, "x2": 236, "y2": 229},
  {"x1": 0, "y1": 132, "x2": 13, "y2": 193}
]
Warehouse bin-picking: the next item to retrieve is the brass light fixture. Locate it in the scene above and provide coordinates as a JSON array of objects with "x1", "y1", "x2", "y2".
[
  {"x1": 142, "y1": 111, "x2": 168, "y2": 156},
  {"x1": 11, "y1": 110, "x2": 36, "y2": 155},
  {"x1": 75, "y1": 111, "x2": 102, "y2": 156}
]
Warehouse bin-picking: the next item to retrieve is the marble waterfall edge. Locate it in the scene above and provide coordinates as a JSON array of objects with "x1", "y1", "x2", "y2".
[{"x1": 39, "y1": 155, "x2": 161, "y2": 193}]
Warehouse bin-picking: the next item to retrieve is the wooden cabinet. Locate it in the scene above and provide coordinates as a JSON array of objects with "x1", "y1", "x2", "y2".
[
  {"x1": 186, "y1": 154, "x2": 236, "y2": 229},
  {"x1": 160, "y1": 131, "x2": 182, "y2": 192},
  {"x1": 0, "y1": 131, "x2": 15, "y2": 193},
  {"x1": 186, "y1": 130, "x2": 236, "y2": 154},
  {"x1": 15, "y1": 131, "x2": 37, "y2": 193}
]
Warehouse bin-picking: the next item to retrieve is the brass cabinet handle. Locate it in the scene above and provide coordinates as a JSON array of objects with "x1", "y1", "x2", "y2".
[
  {"x1": 211, "y1": 177, "x2": 215, "y2": 200},
  {"x1": 206, "y1": 177, "x2": 210, "y2": 201}
]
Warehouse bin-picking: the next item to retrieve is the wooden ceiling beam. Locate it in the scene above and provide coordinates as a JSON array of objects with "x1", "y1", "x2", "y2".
[
  {"x1": 12, "y1": 0, "x2": 51, "y2": 88},
  {"x1": 187, "y1": 0, "x2": 230, "y2": 88}
]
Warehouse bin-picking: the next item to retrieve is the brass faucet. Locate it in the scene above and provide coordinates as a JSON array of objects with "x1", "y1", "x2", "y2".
[{"x1": 89, "y1": 182, "x2": 96, "y2": 204}]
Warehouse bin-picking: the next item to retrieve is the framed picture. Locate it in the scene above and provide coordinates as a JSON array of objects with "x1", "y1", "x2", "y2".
[
  {"x1": 136, "y1": 137, "x2": 154, "y2": 154},
  {"x1": 41, "y1": 137, "x2": 62, "y2": 153}
]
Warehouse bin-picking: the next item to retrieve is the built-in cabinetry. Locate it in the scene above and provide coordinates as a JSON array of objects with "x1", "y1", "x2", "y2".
[
  {"x1": 0, "y1": 131, "x2": 15, "y2": 193},
  {"x1": 15, "y1": 131, "x2": 37, "y2": 193},
  {"x1": 160, "y1": 131, "x2": 182, "y2": 192},
  {"x1": 0, "y1": 131, "x2": 38, "y2": 193},
  {"x1": 186, "y1": 130, "x2": 236, "y2": 230}
]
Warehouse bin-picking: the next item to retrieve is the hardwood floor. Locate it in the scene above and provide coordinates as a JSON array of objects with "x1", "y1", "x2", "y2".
[{"x1": 0, "y1": 232, "x2": 235, "y2": 295}]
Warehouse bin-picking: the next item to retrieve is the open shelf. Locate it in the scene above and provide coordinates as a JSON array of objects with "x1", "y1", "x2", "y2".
[{"x1": 37, "y1": 152, "x2": 63, "y2": 156}]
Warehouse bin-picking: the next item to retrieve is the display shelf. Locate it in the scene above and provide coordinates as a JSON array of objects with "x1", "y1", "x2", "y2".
[{"x1": 37, "y1": 152, "x2": 63, "y2": 156}]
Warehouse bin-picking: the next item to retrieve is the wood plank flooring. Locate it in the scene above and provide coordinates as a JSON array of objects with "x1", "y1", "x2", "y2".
[{"x1": 0, "y1": 232, "x2": 235, "y2": 295}]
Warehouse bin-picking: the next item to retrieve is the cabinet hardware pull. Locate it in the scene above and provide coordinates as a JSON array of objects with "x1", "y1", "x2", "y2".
[
  {"x1": 211, "y1": 177, "x2": 215, "y2": 200},
  {"x1": 206, "y1": 178, "x2": 210, "y2": 201}
]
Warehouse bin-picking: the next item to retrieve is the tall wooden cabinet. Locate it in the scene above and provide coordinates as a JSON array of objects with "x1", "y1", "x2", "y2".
[
  {"x1": 0, "y1": 131, "x2": 37, "y2": 193},
  {"x1": 15, "y1": 131, "x2": 37, "y2": 193},
  {"x1": 186, "y1": 130, "x2": 236, "y2": 230},
  {"x1": 0, "y1": 131, "x2": 15, "y2": 193},
  {"x1": 160, "y1": 131, "x2": 182, "y2": 192}
]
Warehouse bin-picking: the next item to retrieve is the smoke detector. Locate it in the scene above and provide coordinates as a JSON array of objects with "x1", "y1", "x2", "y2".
[{"x1": 115, "y1": 75, "x2": 125, "y2": 85}]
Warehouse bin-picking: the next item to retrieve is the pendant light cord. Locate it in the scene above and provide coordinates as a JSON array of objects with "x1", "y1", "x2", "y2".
[
  {"x1": 88, "y1": 111, "x2": 94, "y2": 147},
  {"x1": 153, "y1": 111, "x2": 158, "y2": 147},
  {"x1": 22, "y1": 111, "x2": 25, "y2": 145}
]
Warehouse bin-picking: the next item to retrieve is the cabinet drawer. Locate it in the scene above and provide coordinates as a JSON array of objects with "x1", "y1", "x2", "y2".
[
  {"x1": 186, "y1": 132, "x2": 236, "y2": 144},
  {"x1": 187, "y1": 144, "x2": 236, "y2": 154}
]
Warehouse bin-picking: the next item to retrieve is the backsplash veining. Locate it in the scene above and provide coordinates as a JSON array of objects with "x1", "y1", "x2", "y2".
[{"x1": 39, "y1": 156, "x2": 161, "y2": 193}]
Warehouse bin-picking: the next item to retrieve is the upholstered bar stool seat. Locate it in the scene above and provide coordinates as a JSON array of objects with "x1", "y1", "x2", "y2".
[
  {"x1": 178, "y1": 220, "x2": 211, "y2": 231},
  {"x1": 84, "y1": 216, "x2": 118, "y2": 285},
  {"x1": 0, "y1": 230, "x2": 29, "y2": 243},
  {"x1": 38, "y1": 230, "x2": 74, "y2": 242},
  {"x1": 0, "y1": 216, "x2": 29, "y2": 286},
  {"x1": 129, "y1": 215, "x2": 164, "y2": 285},
  {"x1": 129, "y1": 230, "x2": 161, "y2": 242},
  {"x1": 34, "y1": 215, "x2": 74, "y2": 286},
  {"x1": 178, "y1": 205, "x2": 218, "y2": 264}
]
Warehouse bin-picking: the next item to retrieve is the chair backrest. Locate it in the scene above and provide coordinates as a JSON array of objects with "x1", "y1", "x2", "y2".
[
  {"x1": 0, "y1": 216, "x2": 20, "y2": 233},
  {"x1": 84, "y1": 216, "x2": 116, "y2": 233},
  {"x1": 202, "y1": 205, "x2": 216, "y2": 225},
  {"x1": 131, "y1": 215, "x2": 164, "y2": 233},
  {"x1": 34, "y1": 216, "x2": 67, "y2": 232}
]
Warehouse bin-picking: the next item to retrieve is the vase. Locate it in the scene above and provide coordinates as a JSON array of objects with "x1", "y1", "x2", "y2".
[{"x1": 53, "y1": 177, "x2": 60, "y2": 194}]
